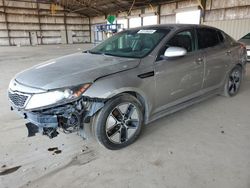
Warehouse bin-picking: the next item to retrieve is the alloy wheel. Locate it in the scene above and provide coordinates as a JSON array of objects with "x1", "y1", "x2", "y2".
[
  {"x1": 105, "y1": 103, "x2": 140, "y2": 144},
  {"x1": 228, "y1": 69, "x2": 241, "y2": 95}
]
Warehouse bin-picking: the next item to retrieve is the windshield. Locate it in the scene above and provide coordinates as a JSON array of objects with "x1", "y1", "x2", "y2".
[
  {"x1": 89, "y1": 29, "x2": 170, "y2": 58},
  {"x1": 242, "y1": 33, "x2": 250, "y2": 39}
]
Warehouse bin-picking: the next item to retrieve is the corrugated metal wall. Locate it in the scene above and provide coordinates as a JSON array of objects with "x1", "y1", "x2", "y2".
[
  {"x1": 89, "y1": 0, "x2": 250, "y2": 42},
  {"x1": 3, "y1": 0, "x2": 249, "y2": 45},
  {"x1": 204, "y1": 0, "x2": 250, "y2": 40},
  {"x1": 0, "y1": 0, "x2": 91, "y2": 46},
  {"x1": 204, "y1": 19, "x2": 250, "y2": 40}
]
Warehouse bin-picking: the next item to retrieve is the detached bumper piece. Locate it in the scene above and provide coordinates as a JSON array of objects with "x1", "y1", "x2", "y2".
[
  {"x1": 26, "y1": 123, "x2": 39, "y2": 137},
  {"x1": 25, "y1": 113, "x2": 59, "y2": 138},
  {"x1": 26, "y1": 122, "x2": 59, "y2": 138},
  {"x1": 14, "y1": 97, "x2": 105, "y2": 139}
]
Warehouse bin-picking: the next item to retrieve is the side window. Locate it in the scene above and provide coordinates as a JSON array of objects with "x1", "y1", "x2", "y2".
[
  {"x1": 197, "y1": 28, "x2": 220, "y2": 49},
  {"x1": 223, "y1": 32, "x2": 236, "y2": 45},
  {"x1": 217, "y1": 31, "x2": 225, "y2": 43},
  {"x1": 166, "y1": 30, "x2": 195, "y2": 52}
]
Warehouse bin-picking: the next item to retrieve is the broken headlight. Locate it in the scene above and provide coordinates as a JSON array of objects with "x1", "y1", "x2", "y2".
[{"x1": 25, "y1": 83, "x2": 91, "y2": 110}]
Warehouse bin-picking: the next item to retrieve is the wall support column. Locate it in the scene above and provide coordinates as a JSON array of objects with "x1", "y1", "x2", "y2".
[
  {"x1": 157, "y1": 5, "x2": 161, "y2": 24},
  {"x1": 88, "y1": 17, "x2": 92, "y2": 43},
  {"x1": 141, "y1": 8, "x2": 144, "y2": 26},
  {"x1": 36, "y1": 1, "x2": 42, "y2": 45},
  {"x1": 63, "y1": 11, "x2": 68, "y2": 44},
  {"x1": 3, "y1": 0, "x2": 11, "y2": 45}
]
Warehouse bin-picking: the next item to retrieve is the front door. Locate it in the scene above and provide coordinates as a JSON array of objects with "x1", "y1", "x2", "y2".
[{"x1": 154, "y1": 29, "x2": 204, "y2": 113}]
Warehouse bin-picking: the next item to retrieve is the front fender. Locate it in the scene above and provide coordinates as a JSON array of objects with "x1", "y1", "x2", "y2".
[{"x1": 83, "y1": 68, "x2": 156, "y2": 123}]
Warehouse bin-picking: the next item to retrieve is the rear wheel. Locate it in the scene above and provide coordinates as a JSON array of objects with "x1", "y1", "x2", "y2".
[
  {"x1": 92, "y1": 94, "x2": 143, "y2": 150},
  {"x1": 223, "y1": 65, "x2": 242, "y2": 97}
]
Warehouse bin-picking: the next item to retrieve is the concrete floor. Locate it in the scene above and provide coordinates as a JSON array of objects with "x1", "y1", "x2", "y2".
[{"x1": 0, "y1": 44, "x2": 250, "y2": 188}]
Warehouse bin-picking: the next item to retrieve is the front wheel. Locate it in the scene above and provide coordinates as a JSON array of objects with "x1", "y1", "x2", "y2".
[
  {"x1": 92, "y1": 94, "x2": 144, "y2": 150},
  {"x1": 223, "y1": 65, "x2": 242, "y2": 97}
]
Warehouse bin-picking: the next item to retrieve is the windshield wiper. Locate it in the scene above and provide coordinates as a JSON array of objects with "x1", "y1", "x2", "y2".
[
  {"x1": 88, "y1": 50, "x2": 103, "y2": 55},
  {"x1": 88, "y1": 51, "x2": 116, "y2": 56},
  {"x1": 103, "y1": 52, "x2": 116, "y2": 56}
]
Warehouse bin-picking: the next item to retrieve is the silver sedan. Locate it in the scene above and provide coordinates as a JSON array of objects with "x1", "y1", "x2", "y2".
[{"x1": 8, "y1": 24, "x2": 247, "y2": 149}]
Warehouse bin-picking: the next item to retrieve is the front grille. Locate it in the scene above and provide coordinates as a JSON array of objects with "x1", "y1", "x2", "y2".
[{"x1": 8, "y1": 91, "x2": 30, "y2": 108}]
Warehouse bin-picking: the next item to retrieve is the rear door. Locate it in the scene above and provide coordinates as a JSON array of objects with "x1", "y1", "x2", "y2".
[
  {"x1": 196, "y1": 28, "x2": 232, "y2": 90},
  {"x1": 154, "y1": 28, "x2": 204, "y2": 112}
]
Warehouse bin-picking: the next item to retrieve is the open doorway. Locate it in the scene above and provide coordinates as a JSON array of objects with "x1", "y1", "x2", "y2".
[
  {"x1": 143, "y1": 15, "x2": 158, "y2": 26},
  {"x1": 176, "y1": 10, "x2": 201, "y2": 24}
]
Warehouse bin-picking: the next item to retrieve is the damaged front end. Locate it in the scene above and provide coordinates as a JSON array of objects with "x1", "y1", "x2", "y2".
[{"x1": 10, "y1": 96, "x2": 105, "y2": 139}]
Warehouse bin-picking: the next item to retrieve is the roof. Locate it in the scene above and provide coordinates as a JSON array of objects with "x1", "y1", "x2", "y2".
[
  {"x1": 58, "y1": 0, "x2": 179, "y2": 17},
  {"x1": 125, "y1": 24, "x2": 219, "y2": 30}
]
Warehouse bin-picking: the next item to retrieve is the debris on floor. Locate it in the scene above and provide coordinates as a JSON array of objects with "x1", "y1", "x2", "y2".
[
  {"x1": 0, "y1": 165, "x2": 21, "y2": 176},
  {"x1": 47, "y1": 147, "x2": 58, "y2": 152},
  {"x1": 48, "y1": 147, "x2": 62, "y2": 155},
  {"x1": 54, "y1": 150, "x2": 62, "y2": 154}
]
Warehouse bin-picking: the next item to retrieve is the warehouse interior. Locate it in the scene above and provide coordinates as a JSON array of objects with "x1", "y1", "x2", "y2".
[
  {"x1": 0, "y1": 0, "x2": 250, "y2": 46},
  {"x1": 0, "y1": 0, "x2": 250, "y2": 188}
]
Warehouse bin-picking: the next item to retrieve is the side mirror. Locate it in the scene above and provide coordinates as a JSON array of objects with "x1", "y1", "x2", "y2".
[{"x1": 164, "y1": 47, "x2": 187, "y2": 58}]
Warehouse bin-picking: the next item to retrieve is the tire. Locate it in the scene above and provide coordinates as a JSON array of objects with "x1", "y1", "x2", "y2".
[
  {"x1": 223, "y1": 65, "x2": 242, "y2": 97},
  {"x1": 92, "y1": 94, "x2": 144, "y2": 150}
]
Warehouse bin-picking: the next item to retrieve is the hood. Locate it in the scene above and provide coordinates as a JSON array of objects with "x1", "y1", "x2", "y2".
[{"x1": 15, "y1": 52, "x2": 140, "y2": 90}]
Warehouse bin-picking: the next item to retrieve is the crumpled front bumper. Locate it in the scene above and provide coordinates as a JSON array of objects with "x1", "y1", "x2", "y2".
[
  {"x1": 25, "y1": 112, "x2": 59, "y2": 138},
  {"x1": 10, "y1": 97, "x2": 105, "y2": 139},
  {"x1": 25, "y1": 112, "x2": 58, "y2": 127},
  {"x1": 11, "y1": 105, "x2": 66, "y2": 138}
]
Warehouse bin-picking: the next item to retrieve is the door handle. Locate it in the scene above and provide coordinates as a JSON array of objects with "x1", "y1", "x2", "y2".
[
  {"x1": 195, "y1": 58, "x2": 203, "y2": 65},
  {"x1": 137, "y1": 71, "x2": 155, "y2": 79}
]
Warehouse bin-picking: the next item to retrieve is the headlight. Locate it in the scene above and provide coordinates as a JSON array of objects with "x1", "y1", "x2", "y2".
[{"x1": 25, "y1": 83, "x2": 91, "y2": 110}]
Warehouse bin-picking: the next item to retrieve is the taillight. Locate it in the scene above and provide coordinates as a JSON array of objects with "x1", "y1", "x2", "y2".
[
  {"x1": 239, "y1": 43, "x2": 247, "y2": 63},
  {"x1": 240, "y1": 43, "x2": 246, "y2": 50}
]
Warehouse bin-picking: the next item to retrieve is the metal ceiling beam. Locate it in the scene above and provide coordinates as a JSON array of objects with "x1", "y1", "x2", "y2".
[
  {"x1": 59, "y1": 0, "x2": 185, "y2": 17},
  {"x1": 111, "y1": 0, "x2": 129, "y2": 12},
  {"x1": 73, "y1": 0, "x2": 107, "y2": 15}
]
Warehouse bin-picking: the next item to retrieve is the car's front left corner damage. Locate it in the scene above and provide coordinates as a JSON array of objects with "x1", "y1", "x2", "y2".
[{"x1": 12, "y1": 96, "x2": 106, "y2": 139}]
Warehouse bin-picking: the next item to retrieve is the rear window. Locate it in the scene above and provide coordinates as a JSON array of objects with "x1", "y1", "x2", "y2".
[{"x1": 197, "y1": 28, "x2": 220, "y2": 49}]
